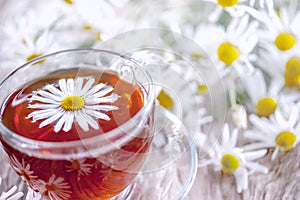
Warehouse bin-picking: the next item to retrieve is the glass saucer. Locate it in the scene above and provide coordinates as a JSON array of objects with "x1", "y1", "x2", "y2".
[
  {"x1": 0, "y1": 106, "x2": 197, "y2": 200},
  {"x1": 114, "y1": 106, "x2": 198, "y2": 200}
]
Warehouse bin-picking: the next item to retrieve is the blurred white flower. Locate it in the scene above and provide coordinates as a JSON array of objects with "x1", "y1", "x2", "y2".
[
  {"x1": 244, "y1": 102, "x2": 300, "y2": 160},
  {"x1": 204, "y1": 0, "x2": 248, "y2": 22},
  {"x1": 0, "y1": 10, "x2": 63, "y2": 69},
  {"x1": 200, "y1": 124, "x2": 268, "y2": 193},
  {"x1": 242, "y1": 69, "x2": 282, "y2": 117},
  {"x1": 246, "y1": 0, "x2": 300, "y2": 52},
  {"x1": 194, "y1": 15, "x2": 258, "y2": 76},
  {"x1": 257, "y1": 43, "x2": 300, "y2": 101}
]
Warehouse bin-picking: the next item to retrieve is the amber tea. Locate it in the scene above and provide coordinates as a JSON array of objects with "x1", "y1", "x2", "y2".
[{"x1": 0, "y1": 67, "x2": 153, "y2": 200}]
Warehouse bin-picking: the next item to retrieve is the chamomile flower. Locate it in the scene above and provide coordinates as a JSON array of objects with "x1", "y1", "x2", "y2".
[
  {"x1": 242, "y1": 69, "x2": 283, "y2": 118},
  {"x1": 194, "y1": 15, "x2": 258, "y2": 76},
  {"x1": 66, "y1": 158, "x2": 93, "y2": 179},
  {"x1": 200, "y1": 124, "x2": 268, "y2": 193},
  {"x1": 0, "y1": 8, "x2": 63, "y2": 68},
  {"x1": 257, "y1": 44, "x2": 300, "y2": 101},
  {"x1": 244, "y1": 102, "x2": 300, "y2": 160},
  {"x1": 34, "y1": 175, "x2": 71, "y2": 200},
  {"x1": 9, "y1": 155, "x2": 37, "y2": 186},
  {"x1": 204, "y1": 0, "x2": 248, "y2": 22},
  {"x1": 246, "y1": 0, "x2": 300, "y2": 52},
  {"x1": 27, "y1": 77, "x2": 119, "y2": 133}
]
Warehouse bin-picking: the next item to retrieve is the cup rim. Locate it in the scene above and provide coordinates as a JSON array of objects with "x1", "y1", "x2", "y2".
[{"x1": 0, "y1": 48, "x2": 155, "y2": 152}]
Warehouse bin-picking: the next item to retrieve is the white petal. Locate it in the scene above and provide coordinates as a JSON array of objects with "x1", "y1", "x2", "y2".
[
  {"x1": 39, "y1": 111, "x2": 64, "y2": 128},
  {"x1": 288, "y1": 107, "x2": 299, "y2": 128},
  {"x1": 63, "y1": 112, "x2": 74, "y2": 132},
  {"x1": 85, "y1": 105, "x2": 119, "y2": 111},
  {"x1": 271, "y1": 147, "x2": 279, "y2": 161},
  {"x1": 243, "y1": 149, "x2": 267, "y2": 160},
  {"x1": 66, "y1": 78, "x2": 75, "y2": 95},
  {"x1": 74, "y1": 77, "x2": 84, "y2": 95},
  {"x1": 83, "y1": 113, "x2": 99, "y2": 130},
  {"x1": 27, "y1": 109, "x2": 59, "y2": 121},
  {"x1": 79, "y1": 78, "x2": 95, "y2": 96},
  {"x1": 246, "y1": 161, "x2": 268, "y2": 174},
  {"x1": 234, "y1": 167, "x2": 248, "y2": 193},
  {"x1": 74, "y1": 111, "x2": 89, "y2": 131},
  {"x1": 229, "y1": 128, "x2": 239, "y2": 149},
  {"x1": 58, "y1": 79, "x2": 68, "y2": 95},
  {"x1": 221, "y1": 123, "x2": 230, "y2": 147},
  {"x1": 84, "y1": 109, "x2": 110, "y2": 121},
  {"x1": 28, "y1": 103, "x2": 60, "y2": 109},
  {"x1": 83, "y1": 83, "x2": 106, "y2": 97},
  {"x1": 29, "y1": 95, "x2": 59, "y2": 104},
  {"x1": 90, "y1": 85, "x2": 114, "y2": 98},
  {"x1": 242, "y1": 142, "x2": 272, "y2": 151},
  {"x1": 54, "y1": 113, "x2": 67, "y2": 133},
  {"x1": 45, "y1": 84, "x2": 64, "y2": 97},
  {"x1": 36, "y1": 90, "x2": 62, "y2": 101},
  {"x1": 208, "y1": 7, "x2": 222, "y2": 23},
  {"x1": 85, "y1": 94, "x2": 119, "y2": 104},
  {"x1": 234, "y1": 15, "x2": 249, "y2": 38}
]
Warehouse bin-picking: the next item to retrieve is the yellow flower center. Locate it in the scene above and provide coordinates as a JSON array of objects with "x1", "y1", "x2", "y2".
[
  {"x1": 217, "y1": 42, "x2": 240, "y2": 65},
  {"x1": 26, "y1": 53, "x2": 43, "y2": 62},
  {"x1": 61, "y1": 96, "x2": 85, "y2": 111},
  {"x1": 285, "y1": 56, "x2": 300, "y2": 88},
  {"x1": 217, "y1": 0, "x2": 238, "y2": 7},
  {"x1": 274, "y1": 33, "x2": 296, "y2": 51},
  {"x1": 255, "y1": 97, "x2": 277, "y2": 118},
  {"x1": 221, "y1": 153, "x2": 239, "y2": 174},
  {"x1": 83, "y1": 25, "x2": 92, "y2": 30},
  {"x1": 198, "y1": 84, "x2": 208, "y2": 92},
  {"x1": 157, "y1": 90, "x2": 174, "y2": 109},
  {"x1": 275, "y1": 131, "x2": 296, "y2": 151},
  {"x1": 64, "y1": 0, "x2": 73, "y2": 5}
]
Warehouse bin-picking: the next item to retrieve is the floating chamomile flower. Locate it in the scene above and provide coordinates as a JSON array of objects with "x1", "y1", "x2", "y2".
[
  {"x1": 204, "y1": 0, "x2": 248, "y2": 22},
  {"x1": 244, "y1": 102, "x2": 300, "y2": 160},
  {"x1": 246, "y1": 0, "x2": 300, "y2": 52},
  {"x1": 27, "y1": 77, "x2": 119, "y2": 133},
  {"x1": 194, "y1": 15, "x2": 258, "y2": 76},
  {"x1": 200, "y1": 124, "x2": 268, "y2": 193}
]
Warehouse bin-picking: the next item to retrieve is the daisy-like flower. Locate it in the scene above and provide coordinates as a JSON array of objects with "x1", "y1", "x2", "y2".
[
  {"x1": 194, "y1": 15, "x2": 258, "y2": 76},
  {"x1": 27, "y1": 77, "x2": 119, "y2": 133},
  {"x1": 9, "y1": 155, "x2": 37, "y2": 186},
  {"x1": 203, "y1": 0, "x2": 248, "y2": 22},
  {"x1": 242, "y1": 69, "x2": 283, "y2": 118},
  {"x1": 256, "y1": 44, "x2": 300, "y2": 101},
  {"x1": 34, "y1": 175, "x2": 71, "y2": 200},
  {"x1": 0, "y1": 7, "x2": 64, "y2": 68},
  {"x1": 246, "y1": 0, "x2": 300, "y2": 52},
  {"x1": 244, "y1": 102, "x2": 300, "y2": 160},
  {"x1": 200, "y1": 124, "x2": 268, "y2": 193},
  {"x1": 66, "y1": 158, "x2": 93, "y2": 179}
]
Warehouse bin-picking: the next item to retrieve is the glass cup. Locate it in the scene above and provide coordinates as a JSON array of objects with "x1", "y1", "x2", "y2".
[{"x1": 0, "y1": 49, "x2": 156, "y2": 200}]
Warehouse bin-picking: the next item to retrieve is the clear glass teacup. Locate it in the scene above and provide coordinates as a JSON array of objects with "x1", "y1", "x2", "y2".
[{"x1": 0, "y1": 49, "x2": 156, "y2": 200}]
